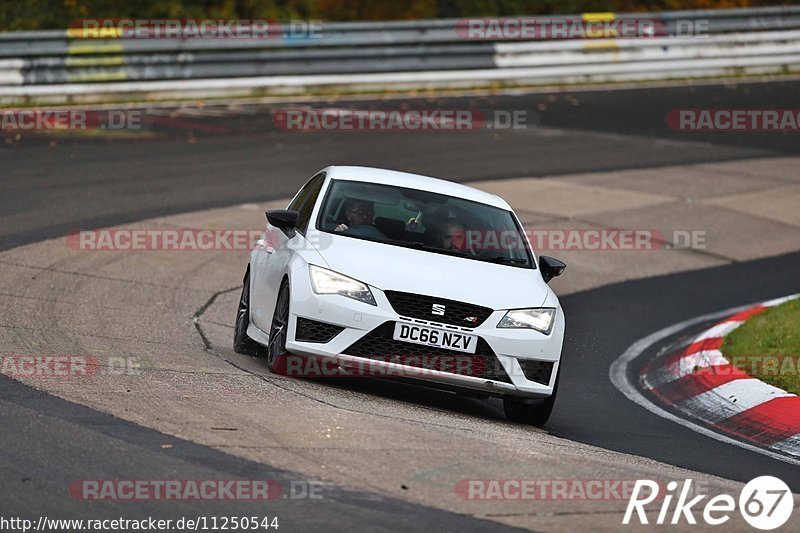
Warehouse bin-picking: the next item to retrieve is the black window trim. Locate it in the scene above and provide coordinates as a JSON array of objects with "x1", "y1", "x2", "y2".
[
  {"x1": 313, "y1": 178, "x2": 536, "y2": 270},
  {"x1": 290, "y1": 171, "x2": 326, "y2": 236}
]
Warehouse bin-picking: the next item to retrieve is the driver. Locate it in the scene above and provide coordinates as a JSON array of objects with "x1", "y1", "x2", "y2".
[
  {"x1": 439, "y1": 219, "x2": 468, "y2": 252},
  {"x1": 335, "y1": 199, "x2": 375, "y2": 233}
]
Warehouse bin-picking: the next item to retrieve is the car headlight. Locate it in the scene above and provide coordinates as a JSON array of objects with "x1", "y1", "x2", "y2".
[
  {"x1": 497, "y1": 308, "x2": 556, "y2": 334},
  {"x1": 309, "y1": 265, "x2": 376, "y2": 306}
]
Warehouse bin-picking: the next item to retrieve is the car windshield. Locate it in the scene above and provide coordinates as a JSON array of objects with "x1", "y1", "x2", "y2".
[{"x1": 317, "y1": 179, "x2": 534, "y2": 269}]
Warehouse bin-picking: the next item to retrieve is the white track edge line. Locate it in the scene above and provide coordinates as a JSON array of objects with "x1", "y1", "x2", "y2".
[{"x1": 608, "y1": 301, "x2": 800, "y2": 467}]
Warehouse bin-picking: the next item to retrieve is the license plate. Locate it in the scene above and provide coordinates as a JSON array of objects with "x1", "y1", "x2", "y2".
[{"x1": 392, "y1": 323, "x2": 477, "y2": 354}]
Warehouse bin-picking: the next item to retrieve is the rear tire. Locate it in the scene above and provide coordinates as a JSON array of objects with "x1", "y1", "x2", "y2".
[
  {"x1": 503, "y1": 369, "x2": 560, "y2": 427},
  {"x1": 233, "y1": 266, "x2": 265, "y2": 356},
  {"x1": 267, "y1": 280, "x2": 291, "y2": 375}
]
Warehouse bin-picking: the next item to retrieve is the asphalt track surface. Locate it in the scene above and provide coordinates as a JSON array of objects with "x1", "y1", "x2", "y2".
[
  {"x1": 2, "y1": 79, "x2": 800, "y2": 526},
  {"x1": 559, "y1": 251, "x2": 800, "y2": 490},
  {"x1": 4, "y1": 78, "x2": 800, "y2": 252}
]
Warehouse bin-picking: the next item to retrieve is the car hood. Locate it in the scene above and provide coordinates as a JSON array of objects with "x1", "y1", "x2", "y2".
[{"x1": 312, "y1": 233, "x2": 550, "y2": 310}]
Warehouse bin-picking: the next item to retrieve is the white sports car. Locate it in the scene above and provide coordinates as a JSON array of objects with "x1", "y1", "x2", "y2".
[{"x1": 234, "y1": 166, "x2": 566, "y2": 425}]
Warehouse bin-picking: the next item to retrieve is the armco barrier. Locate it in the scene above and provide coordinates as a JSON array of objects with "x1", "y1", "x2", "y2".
[{"x1": 1, "y1": 6, "x2": 800, "y2": 102}]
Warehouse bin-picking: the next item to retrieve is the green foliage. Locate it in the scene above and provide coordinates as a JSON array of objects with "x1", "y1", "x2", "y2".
[
  {"x1": 0, "y1": 0, "x2": 793, "y2": 30},
  {"x1": 723, "y1": 298, "x2": 800, "y2": 394}
]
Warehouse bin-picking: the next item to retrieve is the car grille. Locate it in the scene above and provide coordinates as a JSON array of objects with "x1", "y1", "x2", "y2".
[
  {"x1": 517, "y1": 359, "x2": 554, "y2": 385},
  {"x1": 343, "y1": 322, "x2": 512, "y2": 383},
  {"x1": 383, "y1": 291, "x2": 494, "y2": 328},
  {"x1": 295, "y1": 317, "x2": 345, "y2": 343}
]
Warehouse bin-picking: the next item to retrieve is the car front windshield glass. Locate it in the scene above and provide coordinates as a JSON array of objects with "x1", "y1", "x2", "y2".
[{"x1": 316, "y1": 179, "x2": 534, "y2": 269}]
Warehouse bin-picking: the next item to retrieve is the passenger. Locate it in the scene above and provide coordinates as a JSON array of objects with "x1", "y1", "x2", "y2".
[{"x1": 439, "y1": 219, "x2": 468, "y2": 252}]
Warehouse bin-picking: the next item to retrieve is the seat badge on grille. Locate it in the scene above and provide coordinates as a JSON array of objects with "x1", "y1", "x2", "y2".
[
  {"x1": 464, "y1": 316, "x2": 478, "y2": 324},
  {"x1": 431, "y1": 303, "x2": 446, "y2": 316}
]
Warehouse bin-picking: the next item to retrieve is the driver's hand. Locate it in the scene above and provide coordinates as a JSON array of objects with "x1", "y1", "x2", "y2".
[{"x1": 334, "y1": 224, "x2": 349, "y2": 232}]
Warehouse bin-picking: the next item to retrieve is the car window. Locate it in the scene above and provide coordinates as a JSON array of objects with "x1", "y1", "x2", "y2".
[
  {"x1": 288, "y1": 172, "x2": 326, "y2": 235},
  {"x1": 317, "y1": 179, "x2": 534, "y2": 269}
]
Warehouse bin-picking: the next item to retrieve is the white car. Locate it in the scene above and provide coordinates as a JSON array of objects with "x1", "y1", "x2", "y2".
[{"x1": 234, "y1": 166, "x2": 566, "y2": 425}]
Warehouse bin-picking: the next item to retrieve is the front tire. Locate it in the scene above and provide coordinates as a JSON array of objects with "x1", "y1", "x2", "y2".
[
  {"x1": 503, "y1": 369, "x2": 560, "y2": 427},
  {"x1": 233, "y1": 266, "x2": 264, "y2": 356},
  {"x1": 267, "y1": 280, "x2": 291, "y2": 375}
]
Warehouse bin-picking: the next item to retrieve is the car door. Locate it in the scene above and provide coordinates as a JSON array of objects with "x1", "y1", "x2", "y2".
[{"x1": 251, "y1": 172, "x2": 326, "y2": 333}]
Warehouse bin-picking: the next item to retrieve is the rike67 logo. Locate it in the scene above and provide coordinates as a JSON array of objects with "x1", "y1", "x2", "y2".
[{"x1": 624, "y1": 476, "x2": 793, "y2": 530}]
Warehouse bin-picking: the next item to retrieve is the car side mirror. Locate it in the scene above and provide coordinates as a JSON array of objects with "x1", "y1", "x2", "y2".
[
  {"x1": 266, "y1": 209, "x2": 300, "y2": 237},
  {"x1": 539, "y1": 256, "x2": 566, "y2": 283}
]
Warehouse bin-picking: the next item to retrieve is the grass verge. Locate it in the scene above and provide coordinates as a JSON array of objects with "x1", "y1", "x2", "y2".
[{"x1": 723, "y1": 297, "x2": 800, "y2": 395}]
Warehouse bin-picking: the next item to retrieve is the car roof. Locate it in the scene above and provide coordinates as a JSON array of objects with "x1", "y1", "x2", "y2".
[{"x1": 321, "y1": 166, "x2": 511, "y2": 210}]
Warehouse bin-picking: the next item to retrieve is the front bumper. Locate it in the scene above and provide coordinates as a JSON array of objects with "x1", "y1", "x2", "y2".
[{"x1": 284, "y1": 267, "x2": 565, "y2": 398}]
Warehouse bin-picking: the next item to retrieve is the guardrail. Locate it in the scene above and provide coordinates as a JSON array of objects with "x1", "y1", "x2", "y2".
[{"x1": 1, "y1": 6, "x2": 800, "y2": 103}]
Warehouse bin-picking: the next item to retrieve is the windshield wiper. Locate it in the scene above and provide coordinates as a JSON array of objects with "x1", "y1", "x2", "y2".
[
  {"x1": 382, "y1": 238, "x2": 426, "y2": 249},
  {"x1": 378, "y1": 239, "x2": 528, "y2": 265},
  {"x1": 481, "y1": 256, "x2": 528, "y2": 265},
  {"x1": 381, "y1": 239, "x2": 470, "y2": 257}
]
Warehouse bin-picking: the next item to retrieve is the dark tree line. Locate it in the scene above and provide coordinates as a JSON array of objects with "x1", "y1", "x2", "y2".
[{"x1": 1, "y1": 0, "x2": 792, "y2": 31}]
